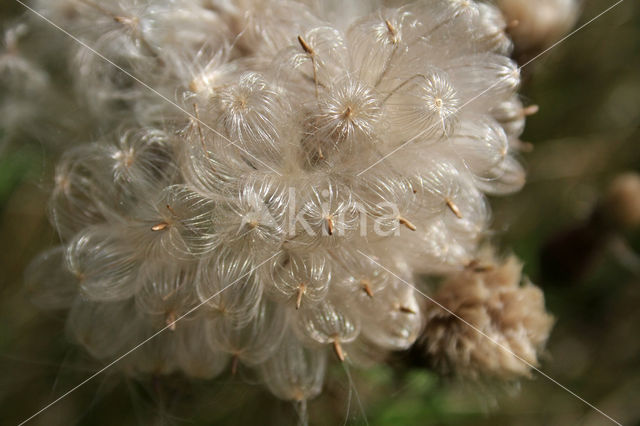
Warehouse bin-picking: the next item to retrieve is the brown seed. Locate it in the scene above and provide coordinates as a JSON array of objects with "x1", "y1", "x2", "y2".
[
  {"x1": 399, "y1": 305, "x2": 416, "y2": 315},
  {"x1": 161, "y1": 289, "x2": 176, "y2": 301},
  {"x1": 333, "y1": 338, "x2": 345, "y2": 362},
  {"x1": 385, "y1": 19, "x2": 398, "y2": 42},
  {"x1": 325, "y1": 216, "x2": 334, "y2": 236},
  {"x1": 297, "y1": 35, "x2": 314, "y2": 55},
  {"x1": 446, "y1": 199, "x2": 463, "y2": 219},
  {"x1": 296, "y1": 283, "x2": 306, "y2": 310},
  {"x1": 297, "y1": 35, "x2": 319, "y2": 98},
  {"x1": 360, "y1": 279, "x2": 374, "y2": 298},
  {"x1": 166, "y1": 204, "x2": 178, "y2": 216},
  {"x1": 151, "y1": 222, "x2": 169, "y2": 231},
  {"x1": 398, "y1": 216, "x2": 417, "y2": 231},
  {"x1": 522, "y1": 104, "x2": 539, "y2": 116},
  {"x1": 466, "y1": 259, "x2": 494, "y2": 273},
  {"x1": 519, "y1": 141, "x2": 535, "y2": 152},
  {"x1": 343, "y1": 105, "x2": 353, "y2": 120},
  {"x1": 166, "y1": 311, "x2": 177, "y2": 331}
]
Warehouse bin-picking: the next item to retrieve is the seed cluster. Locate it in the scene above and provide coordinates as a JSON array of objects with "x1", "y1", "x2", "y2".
[{"x1": 21, "y1": 0, "x2": 550, "y2": 403}]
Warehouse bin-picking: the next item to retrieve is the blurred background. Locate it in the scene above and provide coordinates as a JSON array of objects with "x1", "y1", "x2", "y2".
[{"x1": 1, "y1": 0, "x2": 639, "y2": 424}]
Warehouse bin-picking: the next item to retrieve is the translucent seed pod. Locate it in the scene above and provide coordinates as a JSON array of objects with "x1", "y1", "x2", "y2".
[
  {"x1": 33, "y1": 0, "x2": 86, "y2": 26},
  {"x1": 237, "y1": 0, "x2": 322, "y2": 56},
  {"x1": 117, "y1": 202, "x2": 186, "y2": 262},
  {"x1": 70, "y1": 0, "x2": 230, "y2": 85},
  {"x1": 276, "y1": 26, "x2": 349, "y2": 98},
  {"x1": 475, "y1": 155, "x2": 526, "y2": 196},
  {"x1": 447, "y1": 115, "x2": 510, "y2": 180},
  {"x1": 400, "y1": 0, "x2": 475, "y2": 35},
  {"x1": 440, "y1": 0, "x2": 482, "y2": 20},
  {"x1": 406, "y1": 155, "x2": 477, "y2": 220},
  {"x1": 397, "y1": 219, "x2": 476, "y2": 274},
  {"x1": 24, "y1": 246, "x2": 78, "y2": 310},
  {"x1": 179, "y1": 117, "x2": 256, "y2": 199},
  {"x1": 0, "y1": 24, "x2": 49, "y2": 93},
  {"x1": 303, "y1": 77, "x2": 383, "y2": 162},
  {"x1": 490, "y1": 97, "x2": 527, "y2": 139},
  {"x1": 212, "y1": 72, "x2": 291, "y2": 157},
  {"x1": 195, "y1": 250, "x2": 263, "y2": 328},
  {"x1": 72, "y1": 29, "x2": 156, "y2": 115},
  {"x1": 71, "y1": 0, "x2": 160, "y2": 59},
  {"x1": 207, "y1": 299, "x2": 287, "y2": 368},
  {"x1": 301, "y1": 0, "x2": 382, "y2": 30},
  {"x1": 49, "y1": 145, "x2": 121, "y2": 241},
  {"x1": 352, "y1": 170, "x2": 418, "y2": 238},
  {"x1": 156, "y1": 185, "x2": 217, "y2": 256},
  {"x1": 472, "y1": 2, "x2": 513, "y2": 55},
  {"x1": 287, "y1": 178, "x2": 360, "y2": 250},
  {"x1": 406, "y1": 0, "x2": 482, "y2": 62},
  {"x1": 356, "y1": 278, "x2": 422, "y2": 350},
  {"x1": 123, "y1": 324, "x2": 178, "y2": 376},
  {"x1": 265, "y1": 251, "x2": 331, "y2": 310},
  {"x1": 444, "y1": 53, "x2": 520, "y2": 112},
  {"x1": 108, "y1": 128, "x2": 177, "y2": 197},
  {"x1": 175, "y1": 45, "x2": 237, "y2": 100},
  {"x1": 97, "y1": 183, "x2": 197, "y2": 265},
  {"x1": 332, "y1": 251, "x2": 393, "y2": 299},
  {"x1": 260, "y1": 330, "x2": 328, "y2": 401},
  {"x1": 293, "y1": 299, "x2": 360, "y2": 351},
  {"x1": 137, "y1": 0, "x2": 232, "y2": 61},
  {"x1": 66, "y1": 225, "x2": 142, "y2": 302},
  {"x1": 52, "y1": 130, "x2": 175, "y2": 233},
  {"x1": 204, "y1": 177, "x2": 287, "y2": 258},
  {"x1": 444, "y1": 185, "x2": 489, "y2": 236},
  {"x1": 66, "y1": 298, "x2": 145, "y2": 360},
  {"x1": 346, "y1": 7, "x2": 421, "y2": 87},
  {"x1": 432, "y1": 172, "x2": 489, "y2": 248},
  {"x1": 135, "y1": 260, "x2": 200, "y2": 320},
  {"x1": 384, "y1": 67, "x2": 460, "y2": 143},
  {"x1": 174, "y1": 321, "x2": 229, "y2": 379}
]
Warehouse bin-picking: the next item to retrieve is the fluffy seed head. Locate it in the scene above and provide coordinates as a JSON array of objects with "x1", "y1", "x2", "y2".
[{"x1": 22, "y1": 0, "x2": 543, "y2": 406}]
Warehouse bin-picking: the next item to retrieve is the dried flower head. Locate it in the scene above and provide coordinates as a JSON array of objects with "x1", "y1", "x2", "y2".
[
  {"x1": 23, "y1": 0, "x2": 541, "y2": 407},
  {"x1": 421, "y1": 252, "x2": 554, "y2": 379}
]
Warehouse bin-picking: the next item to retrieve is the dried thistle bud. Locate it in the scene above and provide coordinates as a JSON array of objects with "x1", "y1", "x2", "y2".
[
  {"x1": 421, "y1": 252, "x2": 553, "y2": 380},
  {"x1": 601, "y1": 172, "x2": 640, "y2": 230}
]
